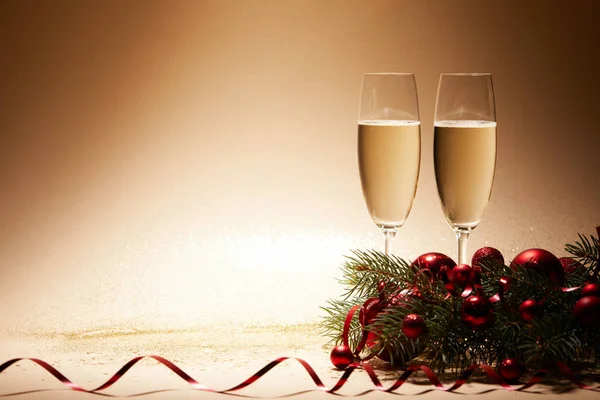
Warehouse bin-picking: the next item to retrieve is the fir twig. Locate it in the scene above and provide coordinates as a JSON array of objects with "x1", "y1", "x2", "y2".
[
  {"x1": 322, "y1": 229, "x2": 600, "y2": 374},
  {"x1": 565, "y1": 230, "x2": 599, "y2": 277}
]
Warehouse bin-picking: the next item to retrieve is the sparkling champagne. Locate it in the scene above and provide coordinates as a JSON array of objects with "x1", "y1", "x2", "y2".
[
  {"x1": 358, "y1": 120, "x2": 421, "y2": 228},
  {"x1": 434, "y1": 120, "x2": 497, "y2": 229}
]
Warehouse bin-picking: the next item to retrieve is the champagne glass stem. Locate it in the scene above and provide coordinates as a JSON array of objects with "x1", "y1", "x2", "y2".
[
  {"x1": 455, "y1": 228, "x2": 470, "y2": 264},
  {"x1": 383, "y1": 228, "x2": 397, "y2": 256}
]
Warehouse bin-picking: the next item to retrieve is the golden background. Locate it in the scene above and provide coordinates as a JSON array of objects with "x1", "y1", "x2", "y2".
[{"x1": 1, "y1": 0, "x2": 599, "y2": 335}]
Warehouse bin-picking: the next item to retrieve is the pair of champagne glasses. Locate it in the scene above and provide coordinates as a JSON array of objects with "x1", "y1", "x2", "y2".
[{"x1": 358, "y1": 73, "x2": 496, "y2": 265}]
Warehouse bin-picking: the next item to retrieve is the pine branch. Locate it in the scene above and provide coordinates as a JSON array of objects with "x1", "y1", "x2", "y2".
[
  {"x1": 338, "y1": 250, "x2": 416, "y2": 300},
  {"x1": 320, "y1": 298, "x2": 364, "y2": 349},
  {"x1": 565, "y1": 228, "x2": 599, "y2": 277},
  {"x1": 321, "y1": 228, "x2": 600, "y2": 373}
]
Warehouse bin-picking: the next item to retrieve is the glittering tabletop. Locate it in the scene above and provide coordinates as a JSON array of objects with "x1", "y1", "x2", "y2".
[{"x1": 1, "y1": 323, "x2": 599, "y2": 399}]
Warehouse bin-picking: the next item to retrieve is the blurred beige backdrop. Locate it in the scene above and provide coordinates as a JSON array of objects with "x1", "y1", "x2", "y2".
[{"x1": 0, "y1": 0, "x2": 599, "y2": 334}]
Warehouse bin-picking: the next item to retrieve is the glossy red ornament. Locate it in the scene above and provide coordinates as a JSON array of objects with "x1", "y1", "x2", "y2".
[
  {"x1": 472, "y1": 247, "x2": 505, "y2": 269},
  {"x1": 497, "y1": 358, "x2": 524, "y2": 383},
  {"x1": 511, "y1": 248, "x2": 565, "y2": 286},
  {"x1": 581, "y1": 283, "x2": 600, "y2": 298},
  {"x1": 573, "y1": 296, "x2": 600, "y2": 327},
  {"x1": 559, "y1": 257, "x2": 584, "y2": 275},
  {"x1": 412, "y1": 252, "x2": 457, "y2": 278},
  {"x1": 519, "y1": 299, "x2": 543, "y2": 322},
  {"x1": 330, "y1": 345, "x2": 354, "y2": 369},
  {"x1": 461, "y1": 295, "x2": 495, "y2": 330},
  {"x1": 450, "y1": 264, "x2": 473, "y2": 287},
  {"x1": 402, "y1": 313, "x2": 426, "y2": 340}
]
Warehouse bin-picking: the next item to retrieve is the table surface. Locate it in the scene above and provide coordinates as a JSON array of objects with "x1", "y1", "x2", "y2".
[{"x1": 0, "y1": 323, "x2": 597, "y2": 399}]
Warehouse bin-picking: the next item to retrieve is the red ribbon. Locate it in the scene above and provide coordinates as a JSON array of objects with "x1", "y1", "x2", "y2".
[
  {"x1": 342, "y1": 304, "x2": 374, "y2": 362},
  {"x1": 1, "y1": 356, "x2": 599, "y2": 396}
]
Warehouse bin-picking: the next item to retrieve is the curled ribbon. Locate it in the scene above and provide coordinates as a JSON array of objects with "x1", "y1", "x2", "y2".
[
  {"x1": 342, "y1": 304, "x2": 375, "y2": 362},
  {"x1": 0, "y1": 356, "x2": 599, "y2": 396}
]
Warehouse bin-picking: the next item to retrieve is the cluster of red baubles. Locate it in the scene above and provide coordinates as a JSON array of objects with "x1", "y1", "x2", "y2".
[
  {"x1": 411, "y1": 247, "x2": 600, "y2": 329},
  {"x1": 330, "y1": 246, "x2": 600, "y2": 373}
]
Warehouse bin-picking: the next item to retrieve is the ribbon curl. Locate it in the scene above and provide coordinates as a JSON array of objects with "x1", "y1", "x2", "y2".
[{"x1": 1, "y1": 356, "x2": 599, "y2": 396}]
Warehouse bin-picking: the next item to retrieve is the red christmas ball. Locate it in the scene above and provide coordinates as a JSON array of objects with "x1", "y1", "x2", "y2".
[
  {"x1": 412, "y1": 252, "x2": 456, "y2": 278},
  {"x1": 511, "y1": 248, "x2": 564, "y2": 286},
  {"x1": 359, "y1": 297, "x2": 381, "y2": 327},
  {"x1": 461, "y1": 295, "x2": 495, "y2": 330},
  {"x1": 402, "y1": 313, "x2": 427, "y2": 340},
  {"x1": 497, "y1": 358, "x2": 524, "y2": 383},
  {"x1": 519, "y1": 299, "x2": 543, "y2": 322},
  {"x1": 330, "y1": 345, "x2": 354, "y2": 369},
  {"x1": 450, "y1": 264, "x2": 473, "y2": 287},
  {"x1": 581, "y1": 283, "x2": 600, "y2": 298},
  {"x1": 573, "y1": 296, "x2": 600, "y2": 327},
  {"x1": 560, "y1": 257, "x2": 584, "y2": 275},
  {"x1": 472, "y1": 247, "x2": 505, "y2": 269}
]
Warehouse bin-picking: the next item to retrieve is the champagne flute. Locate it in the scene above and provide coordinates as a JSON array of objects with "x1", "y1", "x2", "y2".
[
  {"x1": 433, "y1": 73, "x2": 496, "y2": 264},
  {"x1": 358, "y1": 73, "x2": 421, "y2": 255}
]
